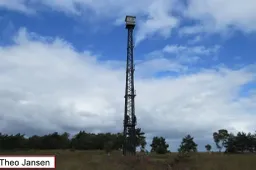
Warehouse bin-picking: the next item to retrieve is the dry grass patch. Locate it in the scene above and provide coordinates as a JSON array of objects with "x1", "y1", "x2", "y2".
[{"x1": 1, "y1": 150, "x2": 255, "y2": 170}]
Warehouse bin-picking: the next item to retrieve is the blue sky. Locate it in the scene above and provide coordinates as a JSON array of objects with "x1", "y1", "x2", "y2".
[
  {"x1": 2, "y1": 4, "x2": 256, "y2": 71},
  {"x1": 0, "y1": 0, "x2": 256, "y2": 151}
]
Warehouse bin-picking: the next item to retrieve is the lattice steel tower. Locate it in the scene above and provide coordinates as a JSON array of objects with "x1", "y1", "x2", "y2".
[{"x1": 123, "y1": 15, "x2": 137, "y2": 156}]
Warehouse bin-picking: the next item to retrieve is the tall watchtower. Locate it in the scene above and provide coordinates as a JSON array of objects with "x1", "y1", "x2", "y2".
[{"x1": 123, "y1": 15, "x2": 137, "y2": 156}]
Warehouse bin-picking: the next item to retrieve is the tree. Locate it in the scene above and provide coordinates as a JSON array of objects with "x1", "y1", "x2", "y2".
[
  {"x1": 224, "y1": 133, "x2": 237, "y2": 153},
  {"x1": 178, "y1": 135, "x2": 197, "y2": 153},
  {"x1": 135, "y1": 128, "x2": 147, "y2": 152},
  {"x1": 205, "y1": 144, "x2": 212, "y2": 153},
  {"x1": 140, "y1": 139, "x2": 147, "y2": 152},
  {"x1": 150, "y1": 136, "x2": 169, "y2": 154},
  {"x1": 125, "y1": 127, "x2": 146, "y2": 152},
  {"x1": 135, "y1": 128, "x2": 147, "y2": 149},
  {"x1": 213, "y1": 129, "x2": 229, "y2": 152},
  {"x1": 224, "y1": 132, "x2": 256, "y2": 153}
]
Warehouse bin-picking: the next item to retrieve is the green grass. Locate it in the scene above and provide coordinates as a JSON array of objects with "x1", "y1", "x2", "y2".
[{"x1": 1, "y1": 150, "x2": 256, "y2": 170}]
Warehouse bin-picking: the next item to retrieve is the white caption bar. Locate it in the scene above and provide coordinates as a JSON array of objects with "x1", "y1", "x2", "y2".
[{"x1": 0, "y1": 156, "x2": 55, "y2": 168}]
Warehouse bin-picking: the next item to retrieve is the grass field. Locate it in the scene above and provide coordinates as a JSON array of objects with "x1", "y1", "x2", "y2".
[{"x1": 2, "y1": 150, "x2": 256, "y2": 170}]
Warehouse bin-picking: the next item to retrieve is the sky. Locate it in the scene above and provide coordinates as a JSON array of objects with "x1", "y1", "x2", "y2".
[{"x1": 0, "y1": 0, "x2": 256, "y2": 152}]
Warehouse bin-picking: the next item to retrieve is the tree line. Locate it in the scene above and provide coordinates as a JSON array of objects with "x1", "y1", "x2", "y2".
[
  {"x1": 212, "y1": 129, "x2": 256, "y2": 153},
  {"x1": 0, "y1": 128, "x2": 146, "y2": 152},
  {"x1": 0, "y1": 128, "x2": 256, "y2": 154}
]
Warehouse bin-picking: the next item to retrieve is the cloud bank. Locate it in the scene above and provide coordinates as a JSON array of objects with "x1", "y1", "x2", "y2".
[{"x1": 0, "y1": 29, "x2": 256, "y2": 149}]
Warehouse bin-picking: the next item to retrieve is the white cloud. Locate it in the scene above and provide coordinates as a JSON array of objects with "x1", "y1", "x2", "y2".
[
  {"x1": 163, "y1": 45, "x2": 219, "y2": 55},
  {"x1": 162, "y1": 44, "x2": 220, "y2": 63},
  {"x1": 183, "y1": 0, "x2": 256, "y2": 34},
  {"x1": 39, "y1": 0, "x2": 180, "y2": 43},
  {"x1": 0, "y1": 0, "x2": 179, "y2": 44},
  {"x1": 2, "y1": 0, "x2": 256, "y2": 43},
  {"x1": 134, "y1": 0, "x2": 179, "y2": 45},
  {"x1": 179, "y1": 25, "x2": 205, "y2": 35},
  {"x1": 0, "y1": 28, "x2": 256, "y2": 144},
  {"x1": 135, "y1": 57, "x2": 187, "y2": 77},
  {"x1": 0, "y1": 0, "x2": 35, "y2": 14},
  {"x1": 188, "y1": 35, "x2": 202, "y2": 44}
]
